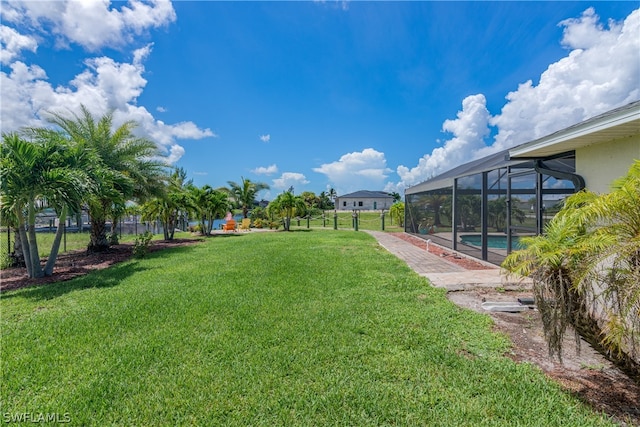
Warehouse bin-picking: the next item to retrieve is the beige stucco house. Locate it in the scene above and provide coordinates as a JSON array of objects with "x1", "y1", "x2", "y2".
[{"x1": 509, "y1": 101, "x2": 639, "y2": 194}]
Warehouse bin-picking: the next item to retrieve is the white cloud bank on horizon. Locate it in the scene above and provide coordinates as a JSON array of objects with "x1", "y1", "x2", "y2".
[
  {"x1": 313, "y1": 148, "x2": 393, "y2": 195},
  {"x1": 388, "y1": 7, "x2": 640, "y2": 194},
  {"x1": 0, "y1": 0, "x2": 214, "y2": 164}
]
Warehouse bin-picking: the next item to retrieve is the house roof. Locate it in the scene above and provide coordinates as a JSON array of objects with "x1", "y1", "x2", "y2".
[
  {"x1": 509, "y1": 100, "x2": 640, "y2": 159},
  {"x1": 337, "y1": 190, "x2": 393, "y2": 199}
]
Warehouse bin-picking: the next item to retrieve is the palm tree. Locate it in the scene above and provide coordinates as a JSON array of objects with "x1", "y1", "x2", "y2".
[
  {"x1": 225, "y1": 177, "x2": 269, "y2": 218},
  {"x1": 318, "y1": 191, "x2": 333, "y2": 210},
  {"x1": 189, "y1": 185, "x2": 230, "y2": 236},
  {"x1": 141, "y1": 168, "x2": 194, "y2": 240},
  {"x1": 0, "y1": 132, "x2": 90, "y2": 277},
  {"x1": 46, "y1": 105, "x2": 167, "y2": 252},
  {"x1": 0, "y1": 201, "x2": 23, "y2": 267},
  {"x1": 562, "y1": 161, "x2": 640, "y2": 365},
  {"x1": 502, "y1": 215, "x2": 583, "y2": 361},
  {"x1": 328, "y1": 188, "x2": 337, "y2": 204},
  {"x1": 267, "y1": 191, "x2": 306, "y2": 231},
  {"x1": 503, "y1": 160, "x2": 640, "y2": 371},
  {"x1": 424, "y1": 194, "x2": 448, "y2": 226}
]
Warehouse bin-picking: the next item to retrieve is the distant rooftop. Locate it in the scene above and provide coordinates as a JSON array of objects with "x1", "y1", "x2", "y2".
[{"x1": 337, "y1": 190, "x2": 393, "y2": 198}]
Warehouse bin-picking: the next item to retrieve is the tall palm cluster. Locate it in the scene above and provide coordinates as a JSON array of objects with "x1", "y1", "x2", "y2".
[
  {"x1": 1, "y1": 107, "x2": 272, "y2": 279},
  {"x1": 1, "y1": 106, "x2": 168, "y2": 277},
  {"x1": 503, "y1": 160, "x2": 640, "y2": 376}
]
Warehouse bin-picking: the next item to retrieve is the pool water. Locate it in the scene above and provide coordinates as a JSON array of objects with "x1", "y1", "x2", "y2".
[{"x1": 459, "y1": 234, "x2": 523, "y2": 249}]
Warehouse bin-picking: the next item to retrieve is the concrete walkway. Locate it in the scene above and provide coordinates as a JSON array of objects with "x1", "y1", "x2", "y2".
[{"x1": 365, "y1": 231, "x2": 531, "y2": 292}]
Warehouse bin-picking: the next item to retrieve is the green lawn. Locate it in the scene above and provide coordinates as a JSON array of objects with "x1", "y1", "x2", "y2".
[{"x1": 1, "y1": 231, "x2": 614, "y2": 426}]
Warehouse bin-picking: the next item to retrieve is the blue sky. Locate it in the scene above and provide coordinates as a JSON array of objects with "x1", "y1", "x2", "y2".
[{"x1": 2, "y1": 1, "x2": 639, "y2": 200}]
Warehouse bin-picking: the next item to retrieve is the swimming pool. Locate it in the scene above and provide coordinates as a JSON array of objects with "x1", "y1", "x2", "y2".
[{"x1": 459, "y1": 234, "x2": 523, "y2": 250}]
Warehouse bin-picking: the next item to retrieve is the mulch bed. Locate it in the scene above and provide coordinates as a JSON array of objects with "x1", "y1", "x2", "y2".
[{"x1": 0, "y1": 239, "x2": 203, "y2": 292}]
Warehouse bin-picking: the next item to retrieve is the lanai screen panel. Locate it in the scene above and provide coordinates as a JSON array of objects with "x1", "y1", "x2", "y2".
[{"x1": 406, "y1": 188, "x2": 453, "y2": 249}]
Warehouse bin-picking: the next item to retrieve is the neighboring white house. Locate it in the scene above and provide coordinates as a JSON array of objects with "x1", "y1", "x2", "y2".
[{"x1": 335, "y1": 190, "x2": 395, "y2": 211}]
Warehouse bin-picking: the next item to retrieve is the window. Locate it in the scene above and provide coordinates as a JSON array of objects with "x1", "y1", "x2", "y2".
[
  {"x1": 358, "y1": 201, "x2": 363, "y2": 207},
  {"x1": 343, "y1": 201, "x2": 347, "y2": 207}
]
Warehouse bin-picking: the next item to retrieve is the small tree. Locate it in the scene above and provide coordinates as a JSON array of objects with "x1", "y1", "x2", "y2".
[
  {"x1": 502, "y1": 215, "x2": 584, "y2": 361},
  {"x1": 225, "y1": 177, "x2": 269, "y2": 218},
  {"x1": 0, "y1": 132, "x2": 90, "y2": 277},
  {"x1": 389, "y1": 202, "x2": 404, "y2": 227},
  {"x1": 140, "y1": 168, "x2": 193, "y2": 240},
  {"x1": 189, "y1": 185, "x2": 230, "y2": 236},
  {"x1": 503, "y1": 160, "x2": 640, "y2": 373},
  {"x1": 267, "y1": 191, "x2": 306, "y2": 231},
  {"x1": 47, "y1": 105, "x2": 167, "y2": 252}
]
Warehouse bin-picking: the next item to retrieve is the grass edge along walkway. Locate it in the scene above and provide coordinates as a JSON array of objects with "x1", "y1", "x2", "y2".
[{"x1": 1, "y1": 231, "x2": 615, "y2": 426}]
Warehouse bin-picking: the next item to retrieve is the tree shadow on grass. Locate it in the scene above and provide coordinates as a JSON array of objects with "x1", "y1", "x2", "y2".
[
  {"x1": 2, "y1": 262, "x2": 147, "y2": 302},
  {"x1": 210, "y1": 233, "x2": 247, "y2": 238},
  {"x1": 3, "y1": 244, "x2": 200, "y2": 302}
]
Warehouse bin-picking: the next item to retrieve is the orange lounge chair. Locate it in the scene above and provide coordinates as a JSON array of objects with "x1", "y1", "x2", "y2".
[{"x1": 223, "y1": 219, "x2": 236, "y2": 232}]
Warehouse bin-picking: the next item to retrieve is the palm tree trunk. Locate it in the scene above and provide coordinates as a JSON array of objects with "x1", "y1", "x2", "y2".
[
  {"x1": 88, "y1": 219, "x2": 109, "y2": 252},
  {"x1": 26, "y1": 201, "x2": 44, "y2": 278},
  {"x1": 44, "y1": 206, "x2": 67, "y2": 276},
  {"x1": 88, "y1": 201, "x2": 111, "y2": 252},
  {"x1": 10, "y1": 228, "x2": 26, "y2": 267},
  {"x1": 15, "y1": 209, "x2": 33, "y2": 275},
  {"x1": 109, "y1": 214, "x2": 120, "y2": 245}
]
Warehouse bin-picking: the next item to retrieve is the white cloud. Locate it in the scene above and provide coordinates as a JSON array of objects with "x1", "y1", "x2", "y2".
[
  {"x1": 156, "y1": 106, "x2": 167, "y2": 112},
  {"x1": 0, "y1": 1, "x2": 211, "y2": 165},
  {"x1": 488, "y1": 8, "x2": 640, "y2": 152},
  {"x1": 1, "y1": 50, "x2": 215, "y2": 164},
  {"x1": 272, "y1": 172, "x2": 310, "y2": 190},
  {"x1": 0, "y1": 25, "x2": 37, "y2": 65},
  {"x1": 313, "y1": 148, "x2": 392, "y2": 195},
  {"x1": 252, "y1": 164, "x2": 278, "y2": 175},
  {"x1": 391, "y1": 94, "x2": 490, "y2": 192},
  {"x1": 260, "y1": 134, "x2": 271, "y2": 143},
  {"x1": 391, "y1": 7, "x2": 640, "y2": 194},
  {"x1": 1, "y1": 0, "x2": 176, "y2": 52},
  {"x1": 165, "y1": 144, "x2": 185, "y2": 164}
]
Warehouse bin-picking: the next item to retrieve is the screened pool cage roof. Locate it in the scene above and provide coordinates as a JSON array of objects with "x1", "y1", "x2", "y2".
[{"x1": 405, "y1": 150, "x2": 532, "y2": 195}]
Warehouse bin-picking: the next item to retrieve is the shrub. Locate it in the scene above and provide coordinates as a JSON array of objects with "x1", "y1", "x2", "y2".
[
  {"x1": 503, "y1": 160, "x2": 640, "y2": 376},
  {"x1": 268, "y1": 221, "x2": 281, "y2": 230},
  {"x1": 132, "y1": 231, "x2": 153, "y2": 259}
]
